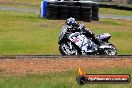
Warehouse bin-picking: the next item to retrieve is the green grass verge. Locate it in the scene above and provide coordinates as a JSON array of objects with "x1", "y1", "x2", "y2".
[
  {"x1": 0, "y1": 0, "x2": 41, "y2": 7},
  {"x1": 99, "y1": 8, "x2": 132, "y2": 16},
  {"x1": 0, "y1": 68, "x2": 132, "y2": 88},
  {"x1": 0, "y1": 10, "x2": 61, "y2": 55},
  {"x1": 0, "y1": 10, "x2": 132, "y2": 55}
]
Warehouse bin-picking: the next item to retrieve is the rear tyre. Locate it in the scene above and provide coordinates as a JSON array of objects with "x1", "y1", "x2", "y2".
[
  {"x1": 104, "y1": 44, "x2": 117, "y2": 55},
  {"x1": 59, "y1": 41, "x2": 79, "y2": 55}
]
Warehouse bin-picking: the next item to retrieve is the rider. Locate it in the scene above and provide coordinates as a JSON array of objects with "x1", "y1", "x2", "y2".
[{"x1": 66, "y1": 17, "x2": 101, "y2": 46}]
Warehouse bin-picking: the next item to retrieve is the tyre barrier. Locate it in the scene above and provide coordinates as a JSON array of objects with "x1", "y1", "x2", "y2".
[
  {"x1": 99, "y1": 3, "x2": 132, "y2": 11},
  {"x1": 47, "y1": 4, "x2": 58, "y2": 19},
  {"x1": 92, "y1": 3, "x2": 99, "y2": 21},
  {"x1": 40, "y1": 1, "x2": 99, "y2": 22}
]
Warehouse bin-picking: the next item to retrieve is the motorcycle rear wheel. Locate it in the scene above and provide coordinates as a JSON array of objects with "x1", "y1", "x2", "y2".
[{"x1": 104, "y1": 44, "x2": 117, "y2": 55}]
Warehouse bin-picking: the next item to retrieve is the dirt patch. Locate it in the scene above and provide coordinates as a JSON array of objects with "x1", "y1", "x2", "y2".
[{"x1": 0, "y1": 58, "x2": 132, "y2": 75}]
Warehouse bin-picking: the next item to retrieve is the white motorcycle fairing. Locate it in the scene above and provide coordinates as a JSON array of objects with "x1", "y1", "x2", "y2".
[{"x1": 68, "y1": 32, "x2": 90, "y2": 55}]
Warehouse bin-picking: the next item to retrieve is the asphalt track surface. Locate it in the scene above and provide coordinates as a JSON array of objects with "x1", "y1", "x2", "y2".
[
  {"x1": 0, "y1": 55, "x2": 132, "y2": 59},
  {"x1": 0, "y1": 5, "x2": 132, "y2": 20}
]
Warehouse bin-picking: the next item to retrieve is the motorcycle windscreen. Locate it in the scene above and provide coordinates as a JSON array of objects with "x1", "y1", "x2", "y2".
[{"x1": 59, "y1": 25, "x2": 69, "y2": 40}]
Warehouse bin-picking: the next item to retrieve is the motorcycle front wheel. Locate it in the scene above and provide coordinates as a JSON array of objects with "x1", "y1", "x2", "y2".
[
  {"x1": 59, "y1": 41, "x2": 79, "y2": 55},
  {"x1": 104, "y1": 44, "x2": 117, "y2": 55}
]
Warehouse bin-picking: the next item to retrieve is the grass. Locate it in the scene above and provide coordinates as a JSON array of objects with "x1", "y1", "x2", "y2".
[
  {"x1": 0, "y1": 10, "x2": 62, "y2": 55},
  {"x1": 0, "y1": 0, "x2": 41, "y2": 7},
  {"x1": 0, "y1": 68, "x2": 132, "y2": 88},
  {"x1": 0, "y1": 10, "x2": 132, "y2": 55},
  {"x1": 99, "y1": 8, "x2": 132, "y2": 16},
  {"x1": 99, "y1": 2, "x2": 132, "y2": 8}
]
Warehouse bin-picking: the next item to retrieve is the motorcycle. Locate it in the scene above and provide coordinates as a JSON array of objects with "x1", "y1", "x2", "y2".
[{"x1": 58, "y1": 25, "x2": 117, "y2": 55}]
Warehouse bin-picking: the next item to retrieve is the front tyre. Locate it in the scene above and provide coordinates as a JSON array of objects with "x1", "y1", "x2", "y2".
[
  {"x1": 59, "y1": 41, "x2": 79, "y2": 55},
  {"x1": 104, "y1": 44, "x2": 117, "y2": 55}
]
